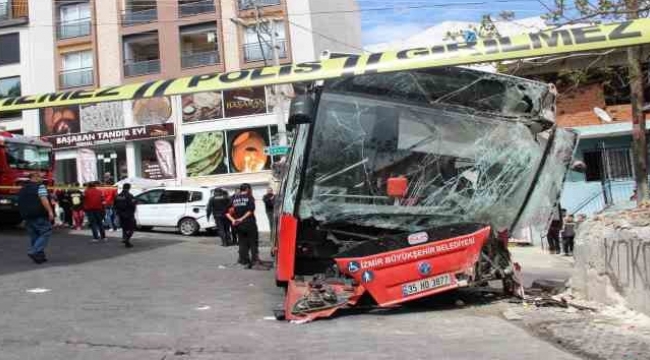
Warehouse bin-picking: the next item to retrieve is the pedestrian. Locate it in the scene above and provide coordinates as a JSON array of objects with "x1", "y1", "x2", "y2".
[
  {"x1": 562, "y1": 214, "x2": 576, "y2": 256},
  {"x1": 229, "y1": 189, "x2": 240, "y2": 246},
  {"x1": 206, "y1": 187, "x2": 232, "y2": 247},
  {"x1": 17, "y1": 173, "x2": 54, "y2": 264},
  {"x1": 103, "y1": 172, "x2": 114, "y2": 185},
  {"x1": 84, "y1": 181, "x2": 106, "y2": 242},
  {"x1": 69, "y1": 183, "x2": 85, "y2": 230},
  {"x1": 114, "y1": 183, "x2": 136, "y2": 248},
  {"x1": 102, "y1": 185, "x2": 119, "y2": 232},
  {"x1": 262, "y1": 187, "x2": 276, "y2": 233},
  {"x1": 546, "y1": 206, "x2": 563, "y2": 254},
  {"x1": 226, "y1": 183, "x2": 260, "y2": 269},
  {"x1": 58, "y1": 185, "x2": 73, "y2": 228}
]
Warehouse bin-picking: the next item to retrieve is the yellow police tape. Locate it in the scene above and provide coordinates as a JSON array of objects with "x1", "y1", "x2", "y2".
[{"x1": 1, "y1": 19, "x2": 649, "y2": 112}]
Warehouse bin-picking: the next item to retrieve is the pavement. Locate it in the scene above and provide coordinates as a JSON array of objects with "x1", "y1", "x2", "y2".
[{"x1": 0, "y1": 226, "x2": 593, "y2": 360}]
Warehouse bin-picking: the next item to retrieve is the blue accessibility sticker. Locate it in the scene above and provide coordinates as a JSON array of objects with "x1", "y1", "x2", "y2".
[
  {"x1": 362, "y1": 270, "x2": 374, "y2": 283},
  {"x1": 347, "y1": 261, "x2": 360, "y2": 274},
  {"x1": 418, "y1": 262, "x2": 432, "y2": 276}
]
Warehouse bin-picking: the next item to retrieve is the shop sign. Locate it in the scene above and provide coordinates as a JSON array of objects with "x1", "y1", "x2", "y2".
[
  {"x1": 264, "y1": 145, "x2": 290, "y2": 156},
  {"x1": 142, "y1": 161, "x2": 166, "y2": 180},
  {"x1": 43, "y1": 123, "x2": 175, "y2": 150},
  {"x1": 223, "y1": 87, "x2": 267, "y2": 118}
]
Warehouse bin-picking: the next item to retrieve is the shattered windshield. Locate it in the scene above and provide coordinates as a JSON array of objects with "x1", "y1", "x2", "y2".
[
  {"x1": 5, "y1": 143, "x2": 52, "y2": 171},
  {"x1": 298, "y1": 69, "x2": 551, "y2": 233}
]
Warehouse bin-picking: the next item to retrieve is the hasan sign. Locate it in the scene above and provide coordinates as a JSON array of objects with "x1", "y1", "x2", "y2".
[{"x1": 42, "y1": 123, "x2": 175, "y2": 149}]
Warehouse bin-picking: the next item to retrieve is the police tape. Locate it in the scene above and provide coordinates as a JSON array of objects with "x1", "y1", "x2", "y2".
[
  {"x1": 0, "y1": 185, "x2": 121, "y2": 191},
  {"x1": 1, "y1": 19, "x2": 649, "y2": 112}
]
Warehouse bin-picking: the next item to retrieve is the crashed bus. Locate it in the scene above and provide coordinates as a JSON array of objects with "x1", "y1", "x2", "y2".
[{"x1": 272, "y1": 66, "x2": 577, "y2": 322}]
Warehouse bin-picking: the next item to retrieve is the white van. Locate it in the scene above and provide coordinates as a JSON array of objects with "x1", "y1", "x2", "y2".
[{"x1": 134, "y1": 186, "x2": 216, "y2": 236}]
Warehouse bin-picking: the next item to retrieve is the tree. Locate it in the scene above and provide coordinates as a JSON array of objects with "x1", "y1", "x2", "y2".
[{"x1": 545, "y1": 0, "x2": 650, "y2": 205}]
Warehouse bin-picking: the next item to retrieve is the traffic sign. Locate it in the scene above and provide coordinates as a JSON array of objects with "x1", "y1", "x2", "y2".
[{"x1": 264, "y1": 146, "x2": 290, "y2": 156}]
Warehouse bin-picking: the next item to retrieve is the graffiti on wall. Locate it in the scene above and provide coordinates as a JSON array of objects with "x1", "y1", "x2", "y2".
[{"x1": 604, "y1": 238, "x2": 650, "y2": 290}]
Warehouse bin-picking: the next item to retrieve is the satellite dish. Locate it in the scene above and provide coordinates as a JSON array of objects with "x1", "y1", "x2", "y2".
[{"x1": 594, "y1": 107, "x2": 612, "y2": 122}]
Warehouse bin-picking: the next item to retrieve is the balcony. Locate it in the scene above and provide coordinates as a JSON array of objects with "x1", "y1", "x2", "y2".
[
  {"x1": 124, "y1": 59, "x2": 160, "y2": 77},
  {"x1": 238, "y1": 0, "x2": 281, "y2": 11},
  {"x1": 178, "y1": 0, "x2": 215, "y2": 17},
  {"x1": 0, "y1": 0, "x2": 29, "y2": 27},
  {"x1": 57, "y1": 19, "x2": 91, "y2": 40},
  {"x1": 122, "y1": 7, "x2": 157, "y2": 26},
  {"x1": 181, "y1": 51, "x2": 219, "y2": 69},
  {"x1": 243, "y1": 40, "x2": 287, "y2": 63},
  {"x1": 59, "y1": 68, "x2": 94, "y2": 89}
]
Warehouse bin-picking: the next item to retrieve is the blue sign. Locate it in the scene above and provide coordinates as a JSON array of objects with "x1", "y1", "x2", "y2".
[
  {"x1": 264, "y1": 146, "x2": 290, "y2": 156},
  {"x1": 463, "y1": 30, "x2": 477, "y2": 43},
  {"x1": 347, "y1": 261, "x2": 360, "y2": 274},
  {"x1": 418, "y1": 262, "x2": 432, "y2": 276}
]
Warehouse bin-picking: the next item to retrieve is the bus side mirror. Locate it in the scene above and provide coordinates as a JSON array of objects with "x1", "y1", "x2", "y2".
[{"x1": 288, "y1": 95, "x2": 315, "y2": 130}]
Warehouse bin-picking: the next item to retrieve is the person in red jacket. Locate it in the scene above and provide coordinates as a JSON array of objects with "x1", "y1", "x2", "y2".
[
  {"x1": 83, "y1": 181, "x2": 106, "y2": 242},
  {"x1": 102, "y1": 186, "x2": 118, "y2": 232}
]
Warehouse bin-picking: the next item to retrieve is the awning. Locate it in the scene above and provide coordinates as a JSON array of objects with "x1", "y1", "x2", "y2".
[{"x1": 568, "y1": 121, "x2": 650, "y2": 140}]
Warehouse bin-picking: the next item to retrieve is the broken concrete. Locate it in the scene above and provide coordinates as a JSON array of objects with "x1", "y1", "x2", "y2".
[{"x1": 572, "y1": 206, "x2": 650, "y2": 317}]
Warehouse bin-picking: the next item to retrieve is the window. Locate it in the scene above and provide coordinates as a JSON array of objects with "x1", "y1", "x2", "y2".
[
  {"x1": 238, "y1": 0, "x2": 280, "y2": 11},
  {"x1": 189, "y1": 191, "x2": 203, "y2": 202},
  {"x1": 136, "y1": 189, "x2": 164, "y2": 204},
  {"x1": 160, "y1": 190, "x2": 189, "y2": 204},
  {"x1": 60, "y1": 50, "x2": 94, "y2": 88},
  {"x1": 58, "y1": 2, "x2": 91, "y2": 39},
  {"x1": 123, "y1": 32, "x2": 161, "y2": 77},
  {"x1": 0, "y1": 76, "x2": 20, "y2": 119},
  {"x1": 0, "y1": 0, "x2": 9, "y2": 20},
  {"x1": 122, "y1": 0, "x2": 157, "y2": 26},
  {"x1": 583, "y1": 151, "x2": 603, "y2": 182},
  {"x1": 180, "y1": 23, "x2": 220, "y2": 68},
  {"x1": 243, "y1": 21, "x2": 287, "y2": 63},
  {"x1": 178, "y1": 0, "x2": 215, "y2": 17},
  {"x1": 0, "y1": 33, "x2": 20, "y2": 65}
]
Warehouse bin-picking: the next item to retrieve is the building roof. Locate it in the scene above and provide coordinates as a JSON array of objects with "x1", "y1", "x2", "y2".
[{"x1": 569, "y1": 122, "x2": 650, "y2": 139}]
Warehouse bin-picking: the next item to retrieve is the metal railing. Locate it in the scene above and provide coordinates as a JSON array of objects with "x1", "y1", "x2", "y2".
[
  {"x1": 59, "y1": 68, "x2": 94, "y2": 89},
  {"x1": 123, "y1": 59, "x2": 160, "y2": 77},
  {"x1": 181, "y1": 50, "x2": 219, "y2": 68},
  {"x1": 178, "y1": 0, "x2": 215, "y2": 17},
  {"x1": 238, "y1": 0, "x2": 281, "y2": 10},
  {"x1": 57, "y1": 19, "x2": 91, "y2": 40},
  {"x1": 122, "y1": 7, "x2": 157, "y2": 26},
  {"x1": 243, "y1": 40, "x2": 287, "y2": 63}
]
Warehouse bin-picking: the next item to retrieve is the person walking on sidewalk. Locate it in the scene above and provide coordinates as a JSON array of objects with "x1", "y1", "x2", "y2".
[
  {"x1": 226, "y1": 183, "x2": 260, "y2": 268},
  {"x1": 561, "y1": 214, "x2": 576, "y2": 256},
  {"x1": 262, "y1": 187, "x2": 276, "y2": 234},
  {"x1": 114, "y1": 183, "x2": 136, "y2": 248},
  {"x1": 17, "y1": 173, "x2": 54, "y2": 264},
  {"x1": 102, "y1": 185, "x2": 119, "y2": 232},
  {"x1": 69, "y1": 184, "x2": 84, "y2": 230},
  {"x1": 206, "y1": 187, "x2": 232, "y2": 247},
  {"x1": 84, "y1": 182, "x2": 106, "y2": 242}
]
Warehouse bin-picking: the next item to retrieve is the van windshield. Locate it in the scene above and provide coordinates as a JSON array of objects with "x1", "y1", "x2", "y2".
[{"x1": 4, "y1": 142, "x2": 52, "y2": 171}]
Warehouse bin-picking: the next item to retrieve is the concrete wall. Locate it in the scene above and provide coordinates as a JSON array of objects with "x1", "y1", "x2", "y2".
[
  {"x1": 95, "y1": 0, "x2": 122, "y2": 86},
  {"x1": 572, "y1": 213, "x2": 650, "y2": 316},
  {"x1": 308, "y1": 0, "x2": 362, "y2": 56}
]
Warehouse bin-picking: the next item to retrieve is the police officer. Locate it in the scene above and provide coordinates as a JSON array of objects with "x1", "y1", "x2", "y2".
[
  {"x1": 206, "y1": 187, "x2": 232, "y2": 247},
  {"x1": 226, "y1": 183, "x2": 259, "y2": 268}
]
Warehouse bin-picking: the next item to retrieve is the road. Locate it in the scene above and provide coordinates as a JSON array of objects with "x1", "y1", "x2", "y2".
[{"x1": 0, "y1": 227, "x2": 580, "y2": 360}]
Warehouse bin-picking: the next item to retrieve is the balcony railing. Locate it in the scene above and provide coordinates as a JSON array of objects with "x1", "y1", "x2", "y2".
[
  {"x1": 122, "y1": 7, "x2": 157, "y2": 26},
  {"x1": 178, "y1": 0, "x2": 215, "y2": 17},
  {"x1": 57, "y1": 19, "x2": 91, "y2": 40},
  {"x1": 181, "y1": 50, "x2": 219, "y2": 68},
  {"x1": 243, "y1": 40, "x2": 287, "y2": 63},
  {"x1": 60, "y1": 68, "x2": 94, "y2": 89},
  {"x1": 124, "y1": 59, "x2": 160, "y2": 77},
  {"x1": 238, "y1": 0, "x2": 281, "y2": 11}
]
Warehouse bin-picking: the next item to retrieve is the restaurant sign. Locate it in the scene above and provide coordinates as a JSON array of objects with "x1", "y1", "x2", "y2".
[{"x1": 42, "y1": 123, "x2": 175, "y2": 149}]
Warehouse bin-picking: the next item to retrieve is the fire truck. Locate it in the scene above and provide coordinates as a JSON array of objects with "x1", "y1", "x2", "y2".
[
  {"x1": 272, "y1": 66, "x2": 577, "y2": 322},
  {"x1": 0, "y1": 131, "x2": 55, "y2": 225}
]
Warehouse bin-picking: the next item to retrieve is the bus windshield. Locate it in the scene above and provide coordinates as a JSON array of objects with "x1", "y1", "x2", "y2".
[
  {"x1": 298, "y1": 68, "x2": 554, "y2": 233},
  {"x1": 4, "y1": 142, "x2": 52, "y2": 171}
]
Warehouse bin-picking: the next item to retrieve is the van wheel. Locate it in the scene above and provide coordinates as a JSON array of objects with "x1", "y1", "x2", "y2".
[{"x1": 179, "y1": 218, "x2": 199, "y2": 236}]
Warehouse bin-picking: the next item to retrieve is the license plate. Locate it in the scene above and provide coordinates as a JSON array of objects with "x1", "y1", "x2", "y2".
[{"x1": 402, "y1": 274, "x2": 452, "y2": 297}]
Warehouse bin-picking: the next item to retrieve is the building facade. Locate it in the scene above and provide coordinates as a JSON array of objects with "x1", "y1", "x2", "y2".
[
  {"x1": 0, "y1": 0, "x2": 56, "y2": 136},
  {"x1": 29, "y1": 0, "x2": 361, "y2": 231}
]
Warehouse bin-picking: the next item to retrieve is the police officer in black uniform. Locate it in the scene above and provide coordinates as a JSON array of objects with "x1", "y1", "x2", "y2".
[
  {"x1": 206, "y1": 187, "x2": 232, "y2": 247},
  {"x1": 226, "y1": 183, "x2": 259, "y2": 268}
]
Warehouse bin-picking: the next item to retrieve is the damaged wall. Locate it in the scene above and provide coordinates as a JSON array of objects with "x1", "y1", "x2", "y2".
[{"x1": 572, "y1": 208, "x2": 650, "y2": 316}]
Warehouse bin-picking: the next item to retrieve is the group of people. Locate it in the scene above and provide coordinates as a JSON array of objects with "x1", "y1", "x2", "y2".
[
  {"x1": 17, "y1": 173, "x2": 138, "y2": 264},
  {"x1": 206, "y1": 185, "x2": 276, "y2": 269},
  {"x1": 547, "y1": 206, "x2": 586, "y2": 256}
]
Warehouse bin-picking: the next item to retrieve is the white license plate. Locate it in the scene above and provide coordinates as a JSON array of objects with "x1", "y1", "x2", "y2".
[{"x1": 402, "y1": 274, "x2": 452, "y2": 297}]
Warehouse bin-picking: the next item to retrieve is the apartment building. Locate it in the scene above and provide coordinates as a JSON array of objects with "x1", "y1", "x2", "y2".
[
  {"x1": 0, "y1": 0, "x2": 56, "y2": 135},
  {"x1": 40, "y1": 0, "x2": 361, "y2": 230}
]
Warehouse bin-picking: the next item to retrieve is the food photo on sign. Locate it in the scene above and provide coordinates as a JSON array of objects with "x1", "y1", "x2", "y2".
[
  {"x1": 132, "y1": 97, "x2": 173, "y2": 125},
  {"x1": 223, "y1": 87, "x2": 267, "y2": 118},
  {"x1": 80, "y1": 102, "x2": 125, "y2": 132},
  {"x1": 184, "y1": 131, "x2": 227, "y2": 177},
  {"x1": 182, "y1": 91, "x2": 223, "y2": 123},
  {"x1": 40, "y1": 106, "x2": 81, "y2": 135},
  {"x1": 227, "y1": 127, "x2": 270, "y2": 173}
]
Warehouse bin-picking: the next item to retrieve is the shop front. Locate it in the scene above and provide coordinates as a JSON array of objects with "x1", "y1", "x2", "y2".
[{"x1": 40, "y1": 98, "x2": 178, "y2": 185}]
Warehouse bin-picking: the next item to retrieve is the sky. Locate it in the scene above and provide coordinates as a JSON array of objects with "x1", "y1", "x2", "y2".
[{"x1": 359, "y1": 0, "x2": 553, "y2": 46}]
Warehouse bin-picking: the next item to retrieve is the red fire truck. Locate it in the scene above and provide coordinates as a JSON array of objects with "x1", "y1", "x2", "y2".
[{"x1": 0, "y1": 131, "x2": 55, "y2": 225}]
